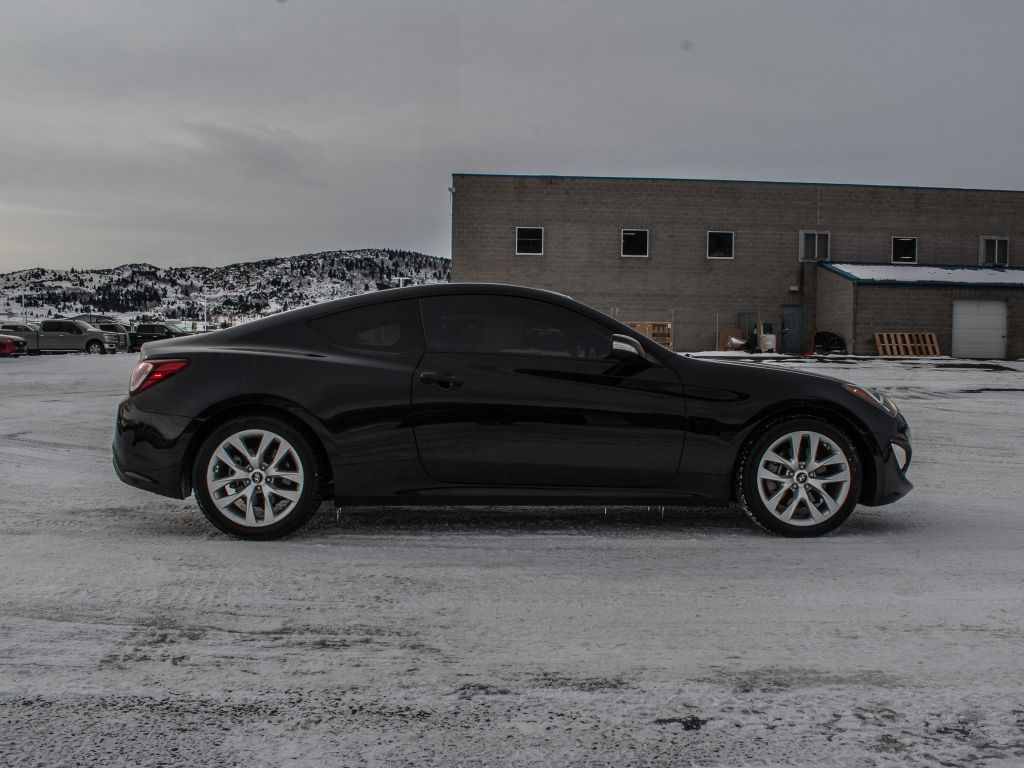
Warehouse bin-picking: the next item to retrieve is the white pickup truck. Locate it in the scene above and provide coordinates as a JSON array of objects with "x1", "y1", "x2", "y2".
[{"x1": 0, "y1": 320, "x2": 118, "y2": 354}]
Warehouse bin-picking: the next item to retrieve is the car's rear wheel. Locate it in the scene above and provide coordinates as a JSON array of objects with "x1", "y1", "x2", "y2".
[
  {"x1": 737, "y1": 416, "x2": 861, "y2": 537},
  {"x1": 193, "y1": 416, "x2": 322, "y2": 540},
  {"x1": 85, "y1": 340, "x2": 103, "y2": 354}
]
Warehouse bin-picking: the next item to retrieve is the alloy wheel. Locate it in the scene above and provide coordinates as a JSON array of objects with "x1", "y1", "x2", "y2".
[
  {"x1": 754, "y1": 430, "x2": 852, "y2": 526},
  {"x1": 205, "y1": 429, "x2": 305, "y2": 527}
]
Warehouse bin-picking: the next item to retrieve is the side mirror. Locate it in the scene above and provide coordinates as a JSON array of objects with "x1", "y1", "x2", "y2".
[{"x1": 609, "y1": 333, "x2": 646, "y2": 363}]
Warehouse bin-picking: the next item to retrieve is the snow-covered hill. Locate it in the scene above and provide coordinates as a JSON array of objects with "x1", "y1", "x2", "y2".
[{"x1": 0, "y1": 249, "x2": 450, "y2": 325}]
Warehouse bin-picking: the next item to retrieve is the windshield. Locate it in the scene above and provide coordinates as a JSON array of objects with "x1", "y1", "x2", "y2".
[{"x1": 164, "y1": 323, "x2": 187, "y2": 333}]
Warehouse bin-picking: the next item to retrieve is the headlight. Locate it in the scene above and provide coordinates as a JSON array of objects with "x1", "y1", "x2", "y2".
[
  {"x1": 843, "y1": 384, "x2": 900, "y2": 417},
  {"x1": 104, "y1": 333, "x2": 117, "y2": 342}
]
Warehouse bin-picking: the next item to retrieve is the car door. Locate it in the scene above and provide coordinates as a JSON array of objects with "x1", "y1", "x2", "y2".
[
  {"x1": 135, "y1": 324, "x2": 154, "y2": 347},
  {"x1": 412, "y1": 294, "x2": 686, "y2": 488},
  {"x1": 67, "y1": 321, "x2": 89, "y2": 350},
  {"x1": 38, "y1": 321, "x2": 67, "y2": 351}
]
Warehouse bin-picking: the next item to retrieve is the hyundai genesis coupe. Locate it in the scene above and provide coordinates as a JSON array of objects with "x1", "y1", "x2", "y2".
[{"x1": 112, "y1": 283, "x2": 912, "y2": 539}]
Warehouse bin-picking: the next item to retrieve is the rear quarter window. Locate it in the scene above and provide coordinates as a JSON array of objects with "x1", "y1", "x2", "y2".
[{"x1": 307, "y1": 299, "x2": 424, "y2": 353}]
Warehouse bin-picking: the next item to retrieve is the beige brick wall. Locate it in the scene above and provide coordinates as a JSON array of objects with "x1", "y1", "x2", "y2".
[
  {"x1": 814, "y1": 268, "x2": 855, "y2": 349},
  {"x1": 452, "y1": 175, "x2": 1024, "y2": 352}
]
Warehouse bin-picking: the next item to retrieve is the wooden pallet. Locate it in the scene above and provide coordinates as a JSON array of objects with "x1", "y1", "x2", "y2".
[
  {"x1": 626, "y1": 321, "x2": 673, "y2": 349},
  {"x1": 874, "y1": 332, "x2": 940, "y2": 356}
]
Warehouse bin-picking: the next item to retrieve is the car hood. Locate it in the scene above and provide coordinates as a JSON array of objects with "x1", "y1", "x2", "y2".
[{"x1": 677, "y1": 354, "x2": 863, "y2": 390}]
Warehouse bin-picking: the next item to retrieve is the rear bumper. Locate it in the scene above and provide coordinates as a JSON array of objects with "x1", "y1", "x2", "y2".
[{"x1": 112, "y1": 398, "x2": 196, "y2": 499}]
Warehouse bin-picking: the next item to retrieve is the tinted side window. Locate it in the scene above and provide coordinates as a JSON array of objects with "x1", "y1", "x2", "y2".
[
  {"x1": 308, "y1": 299, "x2": 424, "y2": 353},
  {"x1": 420, "y1": 295, "x2": 612, "y2": 360},
  {"x1": 138, "y1": 325, "x2": 153, "y2": 334}
]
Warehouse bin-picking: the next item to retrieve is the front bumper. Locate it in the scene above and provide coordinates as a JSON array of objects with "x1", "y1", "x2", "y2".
[
  {"x1": 860, "y1": 414, "x2": 913, "y2": 507},
  {"x1": 112, "y1": 398, "x2": 196, "y2": 499}
]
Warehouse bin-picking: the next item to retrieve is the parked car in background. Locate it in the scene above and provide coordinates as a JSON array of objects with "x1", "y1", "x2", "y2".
[
  {"x1": 0, "y1": 333, "x2": 28, "y2": 357},
  {"x1": 97, "y1": 322, "x2": 130, "y2": 351},
  {"x1": 130, "y1": 322, "x2": 191, "y2": 351},
  {"x1": 69, "y1": 315, "x2": 131, "y2": 350},
  {"x1": 1, "y1": 322, "x2": 39, "y2": 353},
  {"x1": 13, "y1": 320, "x2": 119, "y2": 354},
  {"x1": 813, "y1": 331, "x2": 848, "y2": 356},
  {"x1": 113, "y1": 283, "x2": 913, "y2": 541}
]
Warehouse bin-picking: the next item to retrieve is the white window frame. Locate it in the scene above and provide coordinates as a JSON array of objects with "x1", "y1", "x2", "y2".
[
  {"x1": 515, "y1": 227, "x2": 544, "y2": 256},
  {"x1": 621, "y1": 228, "x2": 649, "y2": 258},
  {"x1": 799, "y1": 230, "x2": 830, "y2": 262},
  {"x1": 979, "y1": 236, "x2": 1009, "y2": 266},
  {"x1": 706, "y1": 231, "x2": 735, "y2": 260},
  {"x1": 891, "y1": 236, "x2": 918, "y2": 264}
]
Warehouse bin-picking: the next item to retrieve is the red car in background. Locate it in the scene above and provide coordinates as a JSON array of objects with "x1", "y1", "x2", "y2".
[{"x1": 0, "y1": 333, "x2": 28, "y2": 358}]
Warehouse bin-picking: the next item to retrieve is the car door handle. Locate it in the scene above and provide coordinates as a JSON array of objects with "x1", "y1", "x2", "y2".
[{"x1": 419, "y1": 372, "x2": 464, "y2": 390}]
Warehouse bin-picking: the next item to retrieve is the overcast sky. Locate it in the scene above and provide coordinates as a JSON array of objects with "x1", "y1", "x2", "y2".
[{"x1": 2, "y1": 1, "x2": 1023, "y2": 272}]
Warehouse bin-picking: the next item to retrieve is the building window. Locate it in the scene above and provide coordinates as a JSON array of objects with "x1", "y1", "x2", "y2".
[
  {"x1": 621, "y1": 229, "x2": 649, "y2": 257},
  {"x1": 980, "y1": 236, "x2": 1009, "y2": 266},
  {"x1": 516, "y1": 227, "x2": 544, "y2": 255},
  {"x1": 799, "y1": 230, "x2": 830, "y2": 262},
  {"x1": 707, "y1": 231, "x2": 735, "y2": 259},
  {"x1": 892, "y1": 237, "x2": 918, "y2": 264}
]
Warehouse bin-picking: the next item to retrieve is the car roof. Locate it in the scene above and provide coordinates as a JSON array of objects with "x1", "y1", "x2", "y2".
[
  {"x1": 169, "y1": 282, "x2": 671, "y2": 361},
  {"x1": 226, "y1": 283, "x2": 578, "y2": 330}
]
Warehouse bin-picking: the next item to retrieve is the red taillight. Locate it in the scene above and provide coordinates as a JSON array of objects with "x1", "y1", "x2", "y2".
[{"x1": 129, "y1": 358, "x2": 189, "y2": 396}]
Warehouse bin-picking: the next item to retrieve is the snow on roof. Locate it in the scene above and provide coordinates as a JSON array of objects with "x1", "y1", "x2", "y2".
[{"x1": 823, "y1": 262, "x2": 1024, "y2": 287}]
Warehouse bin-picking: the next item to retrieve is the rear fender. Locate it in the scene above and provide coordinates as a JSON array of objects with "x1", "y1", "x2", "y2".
[{"x1": 181, "y1": 394, "x2": 335, "y2": 497}]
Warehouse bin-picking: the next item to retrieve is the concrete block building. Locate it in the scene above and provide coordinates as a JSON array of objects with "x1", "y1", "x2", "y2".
[{"x1": 451, "y1": 174, "x2": 1024, "y2": 358}]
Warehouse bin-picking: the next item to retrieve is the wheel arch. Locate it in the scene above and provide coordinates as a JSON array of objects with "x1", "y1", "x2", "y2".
[
  {"x1": 181, "y1": 396, "x2": 334, "y2": 499},
  {"x1": 729, "y1": 400, "x2": 877, "y2": 504}
]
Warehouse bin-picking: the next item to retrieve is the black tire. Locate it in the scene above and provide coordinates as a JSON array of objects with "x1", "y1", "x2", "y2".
[
  {"x1": 736, "y1": 416, "x2": 861, "y2": 537},
  {"x1": 192, "y1": 415, "x2": 324, "y2": 540},
  {"x1": 85, "y1": 340, "x2": 104, "y2": 354}
]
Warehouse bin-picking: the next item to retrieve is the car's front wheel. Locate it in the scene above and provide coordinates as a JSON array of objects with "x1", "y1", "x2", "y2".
[
  {"x1": 737, "y1": 416, "x2": 861, "y2": 537},
  {"x1": 193, "y1": 416, "x2": 323, "y2": 540},
  {"x1": 85, "y1": 340, "x2": 104, "y2": 354}
]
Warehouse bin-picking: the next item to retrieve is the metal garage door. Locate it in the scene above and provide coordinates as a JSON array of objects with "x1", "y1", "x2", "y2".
[{"x1": 951, "y1": 300, "x2": 1007, "y2": 359}]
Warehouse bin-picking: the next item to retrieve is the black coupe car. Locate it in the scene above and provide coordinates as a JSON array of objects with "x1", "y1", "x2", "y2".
[{"x1": 113, "y1": 283, "x2": 912, "y2": 539}]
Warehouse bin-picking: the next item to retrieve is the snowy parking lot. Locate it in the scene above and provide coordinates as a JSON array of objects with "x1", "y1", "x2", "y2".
[{"x1": 2, "y1": 353, "x2": 1023, "y2": 767}]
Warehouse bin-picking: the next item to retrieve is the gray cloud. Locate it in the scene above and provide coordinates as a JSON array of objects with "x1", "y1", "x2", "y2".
[{"x1": 1, "y1": 0, "x2": 1022, "y2": 271}]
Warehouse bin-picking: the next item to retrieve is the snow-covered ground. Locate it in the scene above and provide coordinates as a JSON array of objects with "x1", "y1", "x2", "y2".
[{"x1": 1, "y1": 353, "x2": 1023, "y2": 767}]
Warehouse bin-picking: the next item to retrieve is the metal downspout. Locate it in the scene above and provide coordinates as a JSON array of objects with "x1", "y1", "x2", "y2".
[{"x1": 851, "y1": 282, "x2": 859, "y2": 355}]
